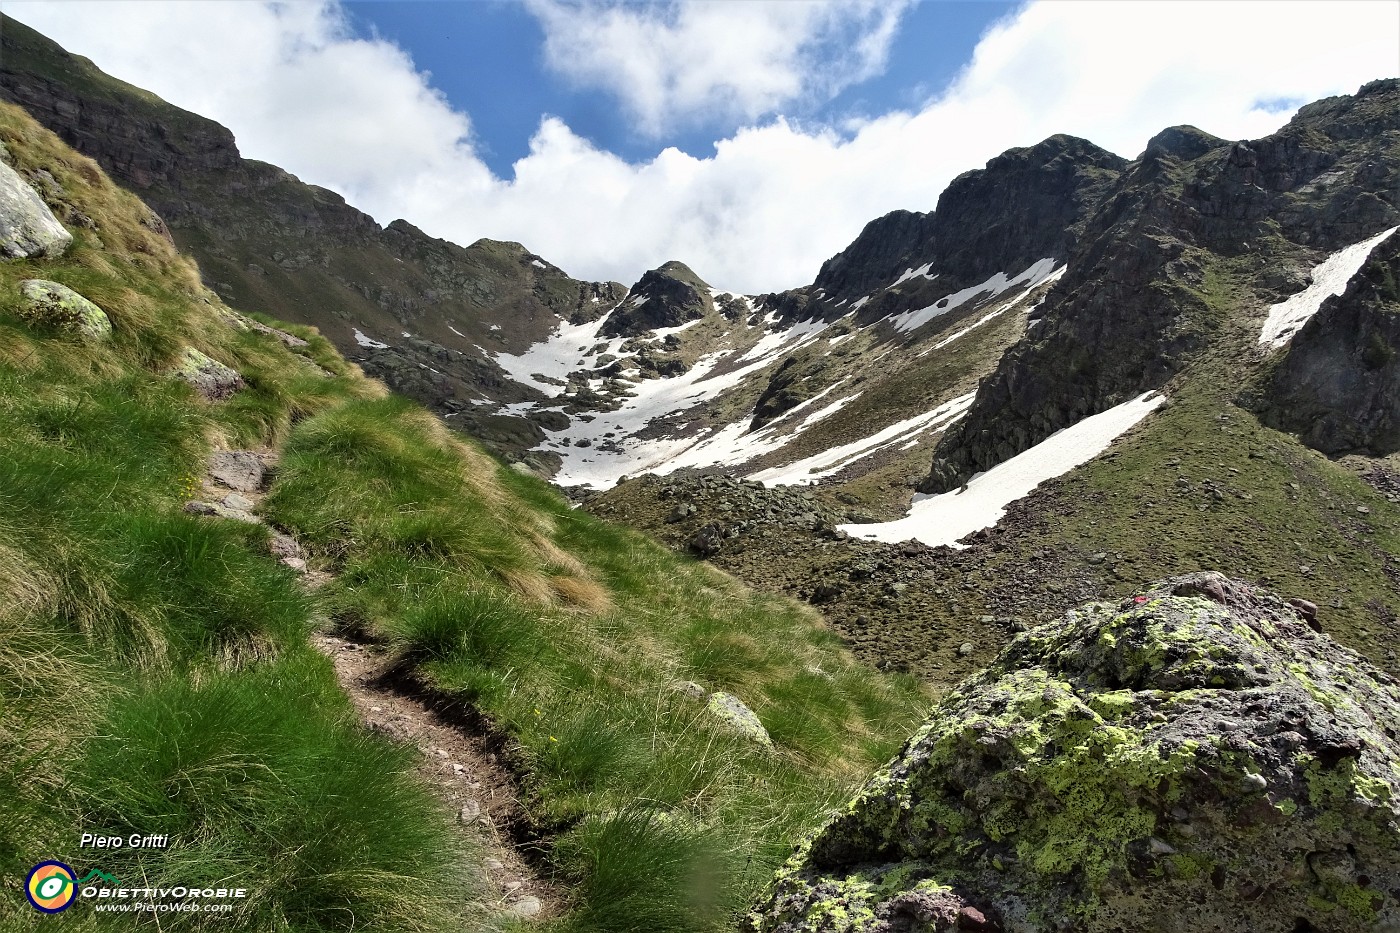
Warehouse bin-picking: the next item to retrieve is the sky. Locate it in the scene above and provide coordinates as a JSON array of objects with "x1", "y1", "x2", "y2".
[{"x1": 6, "y1": 0, "x2": 1399, "y2": 294}]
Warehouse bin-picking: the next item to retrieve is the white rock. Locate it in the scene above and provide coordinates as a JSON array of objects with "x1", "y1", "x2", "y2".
[{"x1": 0, "y1": 161, "x2": 72, "y2": 259}]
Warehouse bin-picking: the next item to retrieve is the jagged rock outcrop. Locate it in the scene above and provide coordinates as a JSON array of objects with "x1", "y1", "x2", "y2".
[
  {"x1": 749, "y1": 573, "x2": 1400, "y2": 933},
  {"x1": 0, "y1": 157, "x2": 70, "y2": 258},
  {"x1": 600, "y1": 260, "x2": 712, "y2": 337},
  {"x1": 812, "y1": 136, "x2": 1125, "y2": 307},
  {"x1": 1259, "y1": 231, "x2": 1400, "y2": 455},
  {"x1": 923, "y1": 79, "x2": 1400, "y2": 493}
]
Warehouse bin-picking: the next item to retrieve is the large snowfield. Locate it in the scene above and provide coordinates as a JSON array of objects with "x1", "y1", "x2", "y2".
[{"x1": 840, "y1": 392, "x2": 1166, "y2": 548}]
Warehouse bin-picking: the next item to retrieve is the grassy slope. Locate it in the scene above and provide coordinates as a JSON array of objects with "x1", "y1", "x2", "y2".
[{"x1": 0, "y1": 103, "x2": 928, "y2": 931}]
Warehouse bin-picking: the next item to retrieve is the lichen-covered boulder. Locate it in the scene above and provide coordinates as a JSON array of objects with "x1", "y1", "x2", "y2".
[
  {"x1": 0, "y1": 160, "x2": 72, "y2": 259},
  {"x1": 171, "y1": 347, "x2": 243, "y2": 400},
  {"x1": 707, "y1": 691, "x2": 772, "y2": 747},
  {"x1": 16, "y1": 279, "x2": 111, "y2": 339},
  {"x1": 749, "y1": 573, "x2": 1400, "y2": 933}
]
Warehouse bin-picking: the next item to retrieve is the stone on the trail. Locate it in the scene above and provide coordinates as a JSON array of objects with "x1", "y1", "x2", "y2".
[
  {"x1": 16, "y1": 279, "x2": 111, "y2": 340},
  {"x1": 182, "y1": 500, "x2": 260, "y2": 524},
  {"x1": 747, "y1": 572, "x2": 1400, "y2": 933},
  {"x1": 171, "y1": 347, "x2": 244, "y2": 400},
  {"x1": 0, "y1": 160, "x2": 71, "y2": 259},
  {"x1": 268, "y1": 532, "x2": 301, "y2": 560},
  {"x1": 706, "y1": 691, "x2": 772, "y2": 747},
  {"x1": 280, "y1": 557, "x2": 307, "y2": 573},
  {"x1": 208, "y1": 450, "x2": 265, "y2": 492},
  {"x1": 509, "y1": 895, "x2": 542, "y2": 919},
  {"x1": 458, "y1": 800, "x2": 482, "y2": 823},
  {"x1": 221, "y1": 492, "x2": 254, "y2": 512},
  {"x1": 957, "y1": 641, "x2": 974, "y2": 656},
  {"x1": 485, "y1": 858, "x2": 504, "y2": 872}
]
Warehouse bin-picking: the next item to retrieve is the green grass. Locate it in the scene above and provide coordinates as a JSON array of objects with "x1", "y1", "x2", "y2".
[
  {"x1": 0, "y1": 102, "x2": 492, "y2": 931},
  {"x1": 261, "y1": 394, "x2": 930, "y2": 932},
  {"x1": 0, "y1": 98, "x2": 929, "y2": 932}
]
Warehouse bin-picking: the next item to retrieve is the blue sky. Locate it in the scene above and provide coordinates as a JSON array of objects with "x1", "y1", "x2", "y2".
[
  {"x1": 341, "y1": 1, "x2": 1016, "y2": 176},
  {"x1": 10, "y1": 1, "x2": 1400, "y2": 293}
]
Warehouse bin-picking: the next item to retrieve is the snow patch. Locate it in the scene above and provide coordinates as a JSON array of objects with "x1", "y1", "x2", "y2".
[
  {"x1": 891, "y1": 261, "x2": 935, "y2": 287},
  {"x1": 891, "y1": 259, "x2": 1059, "y2": 334},
  {"x1": 447, "y1": 324, "x2": 466, "y2": 338},
  {"x1": 842, "y1": 391, "x2": 1165, "y2": 547},
  {"x1": 353, "y1": 328, "x2": 389, "y2": 350},
  {"x1": 751, "y1": 393, "x2": 975, "y2": 487},
  {"x1": 1259, "y1": 226, "x2": 1397, "y2": 348},
  {"x1": 531, "y1": 259, "x2": 547, "y2": 269}
]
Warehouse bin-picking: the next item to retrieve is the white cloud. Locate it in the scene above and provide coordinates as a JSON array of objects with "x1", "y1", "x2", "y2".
[
  {"x1": 7, "y1": 1, "x2": 1399, "y2": 295},
  {"x1": 523, "y1": 0, "x2": 913, "y2": 135}
]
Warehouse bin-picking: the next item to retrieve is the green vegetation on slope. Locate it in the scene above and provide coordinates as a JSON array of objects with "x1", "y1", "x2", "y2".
[
  {"x1": 262, "y1": 395, "x2": 930, "y2": 932},
  {"x1": 0, "y1": 101, "x2": 928, "y2": 931}
]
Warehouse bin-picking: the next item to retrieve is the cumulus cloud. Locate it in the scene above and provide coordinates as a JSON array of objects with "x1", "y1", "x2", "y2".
[
  {"x1": 523, "y1": 0, "x2": 913, "y2": 135},
  {"x1": 9, "y1": 1, "x2": 1400, "y2": 294}
]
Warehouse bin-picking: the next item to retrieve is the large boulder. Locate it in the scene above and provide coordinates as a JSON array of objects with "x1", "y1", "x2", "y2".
[
  {"x1": 749, "y1": 573, "x2": 1400, "y2": 933},
  {"x1": 0, "y1": 159, "x2": 71, "y2": 259},
  {"x1": 16, "y1": 279, "x2": 110, "y2": 339}
]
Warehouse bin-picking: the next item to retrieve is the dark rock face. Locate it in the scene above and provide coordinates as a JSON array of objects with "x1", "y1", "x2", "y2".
[
  {"x1": 923, "y1": 79, "x2": 1400, "y2": 493},
  {"x1": 1259, "y1": 232, "x2": 1400, "y2": 455},
  {"x1": 599, "y1": 260, "x2": 712, "y2": 337},
  {"x1": 749, "y1": 573, "x2": 1400, "y2": 933},
  {"x1": 812, "y1": 136, "x2": 1126, "y2": 306},
  {"x1": 750, "y1": 347, "x2": 830, "y2": 430}
]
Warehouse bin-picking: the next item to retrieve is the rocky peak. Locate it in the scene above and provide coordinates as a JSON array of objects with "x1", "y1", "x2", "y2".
[
  {"x1": 1142, "y1": 125, "x2": 1225, "y2": 162},
  {"x1": 811, "y1": 135, "x2": 1125, "y2": 307},
  {"x1": 599, "y1": 260, "x2": 714, "y2": 337}
]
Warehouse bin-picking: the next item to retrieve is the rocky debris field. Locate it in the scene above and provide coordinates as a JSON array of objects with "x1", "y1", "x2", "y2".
[{"x1": 748, "y1": 573, "x2": 1400, "y2": 933}]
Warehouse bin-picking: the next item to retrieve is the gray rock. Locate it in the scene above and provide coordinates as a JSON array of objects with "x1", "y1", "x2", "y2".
[
  {"x1": 268, "y1": 533, "x2": 302, "y2": 560},
  {"x1": 672, "y1": 681, "x2": 708, "y2": 702},
  {"x1": 182, "y1": 500, "x2": 260, "y2": 524},
  {"x1": 207, "y1": 450, "x2": 265, "y2": 492},
  {"x1": 171, "y1": 348, "x2": 243, "y2": 400},
  {"x1": 221, "y1": 492, "x2": 254, "y2": 512},
  {"x1": 749, "y1": 572, "x2": 1400, "y2": 933},
  {"x1": 508, "y1": 895, "x2": 542, "y2": 919},
  {"x1": 706, "y1": 691, "x2": 772, "y2": 747},
  {"x1": 16, "y1": 279, "x2": 111, "y2": 339},
  {"x1": 0, "y1": 160, "x2": 71, "y2": 259}
]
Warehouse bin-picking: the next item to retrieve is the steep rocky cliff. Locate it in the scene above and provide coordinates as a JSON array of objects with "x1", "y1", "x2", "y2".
[
  {"x1": 922, "y1": 79, "x2": 1400, "y2": 493},
  {"x1": 1258, "y1": 232, "x2": 1400, "y2": 455}
]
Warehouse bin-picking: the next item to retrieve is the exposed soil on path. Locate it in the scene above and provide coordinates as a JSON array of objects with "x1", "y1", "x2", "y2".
[
  {"x1": 313, "y1": 632, "x2": 564, "y2": 924},
  {"x1": 186, "y1": 445, "x2": 563, "y2": 925}
]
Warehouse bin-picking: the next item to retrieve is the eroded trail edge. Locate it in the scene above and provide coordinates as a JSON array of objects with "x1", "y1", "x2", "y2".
[{"x1": 312, "y1": 631, "x2": 562, "y2": 924}]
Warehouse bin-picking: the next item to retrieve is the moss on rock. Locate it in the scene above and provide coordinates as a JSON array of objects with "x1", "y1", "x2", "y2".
[
  {"x1": 17, "y1": 278, "x2": 110, "y2": 339},
  {"x1": 749, "y1": 573, "x2": 1400, "y2": 933}
]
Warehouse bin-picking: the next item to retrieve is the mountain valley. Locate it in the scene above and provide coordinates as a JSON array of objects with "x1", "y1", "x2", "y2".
[{"x1": 2, "y1": 12, "x2": 1399, "y2": 933}]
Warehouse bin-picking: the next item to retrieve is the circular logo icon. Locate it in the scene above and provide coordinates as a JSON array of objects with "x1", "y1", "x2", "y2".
[{"x1": 25, "y1": 861, "x2": 77, "y2": 913}]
